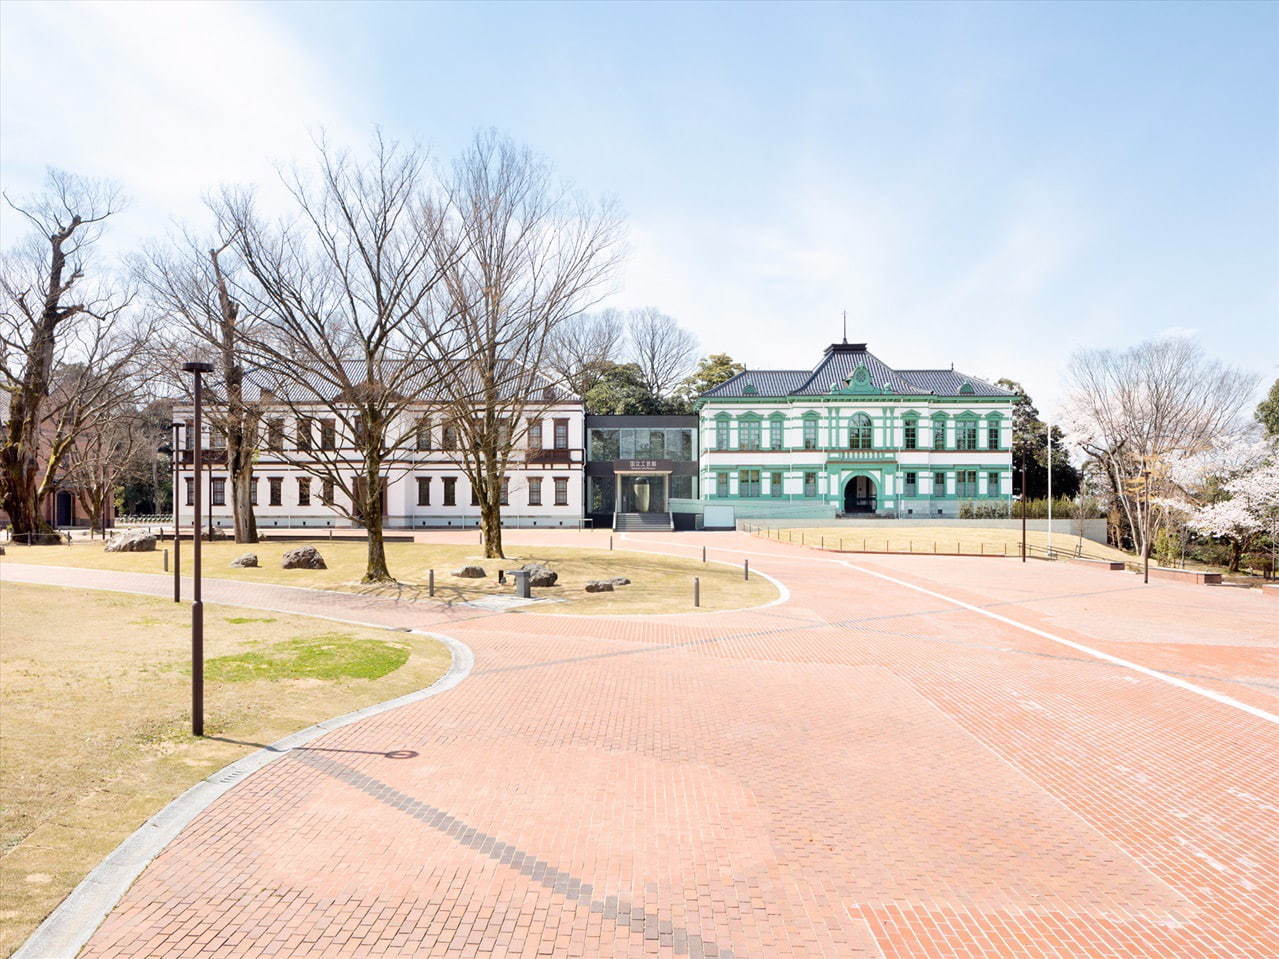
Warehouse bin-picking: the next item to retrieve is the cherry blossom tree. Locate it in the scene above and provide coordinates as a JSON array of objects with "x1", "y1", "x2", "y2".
[{"x1": 1185, "y1": 449, "x2": 1279, "y2": 571}]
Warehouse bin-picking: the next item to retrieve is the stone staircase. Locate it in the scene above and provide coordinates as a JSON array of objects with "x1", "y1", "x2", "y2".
[{"x1": 613, "y1": 512, "x2": 674, "y2": 532}]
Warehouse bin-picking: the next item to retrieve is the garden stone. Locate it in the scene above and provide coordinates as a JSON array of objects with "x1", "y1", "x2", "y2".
[
  {"x1": 281, "y1": 546, "x2": 327, "y2": 570},
  {"x1": 452, "y1": 565, "x2": 486, "y2": 578},
  {"x1": 104, "y1": 530, "x2": 156, "y2": 553},
  {"x1": 584, "y1": 580, "x2": 614, "y2": 593},
  {"x1": 230, "y1": 552, "x2": 259, "y2": 568},
  {"x1": 606, "y1": 577, "x2": 631, "y2": 587},
  {"x1": 520, "y1": 562, "x2": 558, "y2": 587}
]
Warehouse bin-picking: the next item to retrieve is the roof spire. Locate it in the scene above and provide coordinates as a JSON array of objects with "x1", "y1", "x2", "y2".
[{"x1": 842, "y1": 309, "x2": 847, "y2": 344}]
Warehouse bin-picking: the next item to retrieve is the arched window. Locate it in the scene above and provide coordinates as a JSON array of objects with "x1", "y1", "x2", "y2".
[
  {"x1": 986, "y1": 413, "x2": 1002, "y2": 450},
  {"x1": 957, "y1": 414, "x2": 978, "y2": 450},
  {"x1": 848, "y1": 413, "x2": 872, "y2": 449},
  {"x1": 714, "y1": 414, "x2": 731, "y2": 450},
  {"x1": 738, "y1": 414, "x2": 762, "y2": 450},
  {"x1": 769, "y1": 414, "x2": 785, "y2": 450},
  {"x1": 802, "y1": 412, "x2": 820, "y2": 450},
  {"x1": 902, "y1": 413, "x2": 919, "y2": 450},
  {"x1": 932, "y1": 413, "x2": 948, "y2": 450}
]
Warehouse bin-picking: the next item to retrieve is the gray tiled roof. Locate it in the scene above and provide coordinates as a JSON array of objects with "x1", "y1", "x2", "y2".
[{"x1": 700, "y1": 344, "x2": 1014, "y2": 399}]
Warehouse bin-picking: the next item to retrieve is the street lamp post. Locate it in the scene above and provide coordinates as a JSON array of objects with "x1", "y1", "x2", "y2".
[
  {"x1": 1020, "y1": 453, "x2": 1027, "y2": 563},
  {"x1": 182, "y1": 361, "x2": 214, "y2": 737}
]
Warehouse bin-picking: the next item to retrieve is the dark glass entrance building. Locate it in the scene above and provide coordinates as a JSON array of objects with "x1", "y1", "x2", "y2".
[{"x1": 585, "y1": 416, "x2": 699, "y2": 530}]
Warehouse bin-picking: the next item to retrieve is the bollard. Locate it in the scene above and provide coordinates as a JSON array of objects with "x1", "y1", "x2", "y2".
[
  {"x1": 702, "y1": 546, "x2": 706, "y2": 563},
  {"x1": 429, "y1": 569, "x2": 435, "y2": 597},
  {"x1": 821, "y1": 535, "x2": 825, "y2": 550},
  {"x1": 163, "y1": 548, "x2": 169, "y2": 572},
  {"x1": 609, "y1": 535, "x2": 613, "y2": 551},
  {"x1": 744, "y1": 558, "x2": 750, "y2": 581},
  {"x1": 693, "y1": 576, "x2": 700, "y2": 608}
]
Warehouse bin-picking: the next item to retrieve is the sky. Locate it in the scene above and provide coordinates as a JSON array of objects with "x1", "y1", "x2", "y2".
[{"x1": 2, "y1": 0, "x2": 1276, "y2": 416}]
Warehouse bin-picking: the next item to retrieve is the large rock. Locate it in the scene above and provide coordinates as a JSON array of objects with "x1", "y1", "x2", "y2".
[
  {"x1": 606, "y1": 577, "x2": 631, "y2": 587},
  {"x1": 230, "y1": 552, "x2": 259, "y2": 568},
  {"x1": 281, "y1": 546, "x2": 326, "y2": 570},
  {"x1": 584, "y1": 580, "x2": 614, "y2": 593},
  {"x1": 452, "y1": 565, "x2": 486, "y2": 578},
  {"x1": 104, "y1": 530, "x2": 156, "y2": 553},
  {"x1": 520, "y1": 562, "x2": 558, "y2": 587}
]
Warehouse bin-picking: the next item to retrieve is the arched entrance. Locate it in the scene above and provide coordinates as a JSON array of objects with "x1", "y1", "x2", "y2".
[{"x1": 843, "y1": 475, "x2": 877, "y2": 514}]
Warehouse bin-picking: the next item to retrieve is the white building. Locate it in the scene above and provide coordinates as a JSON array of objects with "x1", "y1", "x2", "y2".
[{"x1": 696, "y1": 341, "x2": 1017, "y2": 519}]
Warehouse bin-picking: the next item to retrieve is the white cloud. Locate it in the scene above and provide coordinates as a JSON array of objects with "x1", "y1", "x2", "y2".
[{"x1": 0, "y1": 0, "x2": 362, "y2": 251}]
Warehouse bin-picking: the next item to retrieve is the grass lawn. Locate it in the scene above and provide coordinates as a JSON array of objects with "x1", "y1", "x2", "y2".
[
  {"x1": 0, "y1": 583, "x2": 452, "y2": 956},
  {"x1": 0, "y1": 539, "x2": 777, "y2": 614},
  {"x1": 757, "y1": 525, "x2": 1136, "y2": 564}
]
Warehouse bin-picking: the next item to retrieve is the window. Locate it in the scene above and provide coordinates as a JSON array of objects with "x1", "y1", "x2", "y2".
[
  {"x1": 956, "y1": 470, "x2": 978, "y2": 497},
  {"x1": 802, "y1": 415, "x2": 819, "y2": 450},
  {"x1": 500, "y1": 477, "x2": 509, "y2": 506},
  {"x1": 670, "y1": 474, "x2": 695, "y2": 499},
  {"x1": 184, "y1": 419, "x2": 194, "y2": 449},
  {"x1": 297, "y1": 477, "x2": 311, "y2": 507},
  {"x1": 471, "y1": 483, "x2": 479, "y2": 506},
  {"x1": 903, "y1": 416, "x2": 918, "y2": 450},
  {"x1": 848, "y1": 413, "x2": 872, "y2": 449},
  {"x1": 988, "y1": 471, "x2": 1001, "y2": 496},
  {"x1": 739, "y1": 418, "x2": 761, "y2": 450},
  {"x1": 267, "y1": 419, "x2": 284, "y2": 451},
  {"x1": 987, "y1": 417, "x2": 1001, "y2": 450},
  {"x1": 209, "y1": 429, "x2": 226, "y2": 449},
  {"x1": 320, "y1": 419, "x2": 336, "y2": 451},
  {"x1": 770, "y1": 471, "x2": 784, "y2": 498},
  {"x1": 553, "y1": 419, "x2": 569, "y2": 450},
  {"x1": 739, "y1": 469, "x2": 761, "y2": 497},
  {"x1": 416, "y1": 418, "x2": 432, "y2": 451},
  {"x1": 353, "y1": 415, "x2": 368, "y2": 447},
  {"x1": 321, "y1": 478, "x2": 334, "y2": 505},
  {"x1": 589, "y1": 429, "x2": 619, "y2": 460},
  {"x1": 769, "y1": 416, "x2": 785, "y2": 450},
  {"x1": 442, "y1": 477, "x2": 457, "y2": 506},
  {"x1": 715, "y1": 415, "x2": 730, "y2": 450},
  {"x1": 932, "y1": 414, "x2": 947, "y2": 450},
  {"x1": 211, "y1": 478, "x2": 226, "y2": 506},
  {"x1": 185, "y1": 477, "x2": 194, "y2": 506},
  {"x1": 269, "y1": 477, "x2": 283, "y2": 507},
  {"x1": 716, "y1": 472, "x2": 729, "y2": 498},
  {"x1": 587, "y1": 476, "x2": 613, "y2": 512},
  {"x1": 417, "y1": 477, "x2": 431, "y2": 506},
  {"x1": 442, "y1": 423, "x2": 458, "y2": 451},
  {"x1": 297, "y1": 418, "x2": 313, "y2": 452},
  {"x1": 904, "y1": 471, "x2": 918, "y2": 496},
  {"x1": 803, "y1": 472, "x2": 817, "y2": 497},
  {"x1": 957, "y1": 417, "x2": 978, "y2": 451},
  {"x1": 553, "y1": 476, "x2": 568, "y2": 506},
  {"x1": 249, "y1": 480, "x2": 258, "y2": 506},
  {"x1": 527, "y1": 418, "x2": 542, "y2": 451},
  {"x1": 528, "y1": 477, "x2": 542, "y2": 506},
  {"x1": 933, "y1": 471, "x2": 946, "y2": 495}
]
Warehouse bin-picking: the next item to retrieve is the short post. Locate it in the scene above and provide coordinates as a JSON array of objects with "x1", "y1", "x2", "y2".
[
  {"x1": 701, "y1": 546, "x2": 706, "y2": 563},
  {"x1": 693, "y1": 576, "x2": 700, "y2": 607},
  {"x1": 429, "y1": 569, "x2": 435, "y2": 597},
  {"x1": 609, "y1": 535, "x2": 613, "y2": 551},
  {"x1": 821, "y1": 535, "x2": 825, "y2": 550},
  {"x1": 163, "y1": 548, "x2": 169, "y2": 572},
  {"x1": 744, "y1": 558, "x2": 749, "y2": 581}
]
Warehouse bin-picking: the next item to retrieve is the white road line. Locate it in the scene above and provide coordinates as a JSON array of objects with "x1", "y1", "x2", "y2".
[{"x1": 837, "y1": 559, "x2": 1279, "y2": 726}]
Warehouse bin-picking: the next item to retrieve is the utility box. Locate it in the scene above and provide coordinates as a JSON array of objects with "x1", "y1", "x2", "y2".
[{"x1": 507, "y1": 569, "x2": 531, "y2": 598}]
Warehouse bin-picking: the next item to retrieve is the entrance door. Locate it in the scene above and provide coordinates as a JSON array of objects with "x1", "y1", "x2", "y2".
[
  {"x1": 619, "y1": 475, "x2": 667, "y2": 513},
  {"x1": 843, "y1": 476, "x2": 877, "y2": 513},
  {"x1": 55, "y1": 491, "x2": 74, "y2": 526}
]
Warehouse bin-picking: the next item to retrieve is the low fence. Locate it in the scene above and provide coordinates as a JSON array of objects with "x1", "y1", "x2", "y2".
[
  {"x1": 744, "y1": 523, "x2": 1119, "y2": 563},
  {"x1": 740, "y1": 516, "x2": 1107, "y2": 544}
]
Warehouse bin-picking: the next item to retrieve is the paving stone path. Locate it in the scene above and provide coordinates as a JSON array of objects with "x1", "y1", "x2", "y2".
[{"x1": 4, "y1": 531, "x2": 1277, "y2": 958}]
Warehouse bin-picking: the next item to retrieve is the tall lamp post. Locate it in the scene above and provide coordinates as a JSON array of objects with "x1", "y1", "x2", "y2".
[
  {"x1": 182, "y1": 361, "x2": 213, "y2": 736},
  {"x1": 1020, "y1": 453, "x2": 1027, "y2": 563}
]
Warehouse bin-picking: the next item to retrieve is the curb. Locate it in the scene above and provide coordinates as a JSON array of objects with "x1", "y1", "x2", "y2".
[{"x1": 14, "y1": 625, "x2": 474, "y2": 959}]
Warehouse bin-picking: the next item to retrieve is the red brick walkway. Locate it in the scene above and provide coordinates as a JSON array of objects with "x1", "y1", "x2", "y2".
[{"x1": 4, "y1": 531, "x2": 1277, "y2": 958}]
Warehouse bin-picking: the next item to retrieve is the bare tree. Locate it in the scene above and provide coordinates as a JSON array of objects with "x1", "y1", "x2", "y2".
[
  {"x1": 222, "y1": 133, "x2": 458, "y2": 583},
  {"x1": 435, "y1": 131, "x2": 623, "y2": 559},
  {"x1": 63, "y1": 406, "x2": 145, "y2": 534},
  {"x1": 1062, "y1": 337, "x2": 1258, "y2": 560},
  {"x1": 626, "y1": 307, "x2": 696, "y2": 404},
  {"x1": 547, "y1": 308, "x2": 623, "y2": 395},
  {"x1": 0, "y1": 170, "x2": 149, "y2": 542},
  {"x1": 136, "y1": 205, "x2": 264, "y2": 543}
]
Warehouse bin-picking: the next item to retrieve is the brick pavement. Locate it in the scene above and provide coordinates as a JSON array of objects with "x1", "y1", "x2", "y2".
[{"x1": 3, "y1": 531, "x2": 1277, "y2": 958}]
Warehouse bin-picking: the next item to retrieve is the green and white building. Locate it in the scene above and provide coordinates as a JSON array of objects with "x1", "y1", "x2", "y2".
[{"x1": 696, "y1": 341, "x2": 1016, "y2": 519}]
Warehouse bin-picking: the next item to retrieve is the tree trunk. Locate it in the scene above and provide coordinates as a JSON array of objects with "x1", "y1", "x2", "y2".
[
  {"x1": 1, "y1": 457, "x2": 58, "y2": 544},
  {"x1": 230, "y1": 458, "x2": 258, "y2": 544},
  {"x1": 361, "y1": 458, "x2": 392, "y2": 583},
  {"x1": 1230, "y1": 539, "x2": 1243, "y2": 573},
  {"x1": 481, "y1": 493, "x2": 504, "y2": 559}
]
